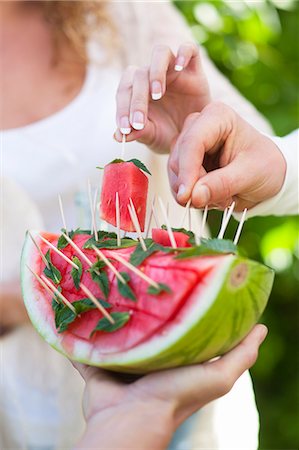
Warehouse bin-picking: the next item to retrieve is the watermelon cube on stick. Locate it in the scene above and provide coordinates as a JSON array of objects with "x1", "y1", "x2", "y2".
[{"x1": 100, "y1": 159, "x2": 150, "y2": 232}]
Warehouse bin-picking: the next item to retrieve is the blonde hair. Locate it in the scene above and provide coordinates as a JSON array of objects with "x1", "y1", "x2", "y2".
[{"x1": 40, "y1": 1, "x2": 117, "y2": 62}]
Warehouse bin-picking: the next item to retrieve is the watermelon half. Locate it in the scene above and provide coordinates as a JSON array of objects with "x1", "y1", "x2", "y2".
[{"x1": 21, "y1": 230, "x2": 274, "y2": 374}]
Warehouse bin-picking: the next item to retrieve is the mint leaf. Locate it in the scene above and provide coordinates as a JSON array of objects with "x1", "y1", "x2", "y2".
[
  {"x1": 176, "y1": 238, "x2": 237, "y2": 259},
  {"x1": 129, "y1": 239, "x2": 162, "y2": 266},
  {"x1": 83, "y1": 237, "x2": 136, "y2": 250},
  {"x1": 43, "y1": 250, "x2": 62, "y2": 284},
  {"x1": 52, "y1": 297, "x2": 111, "y2": 333},
  {"x1": 90, "y1": 268, "x2": 110, "y2": 299},
  {"x1": 71, "y1": 256, "x2": 83, "y2": 290},
  {"x1": 117, "y1": 272, "x2": 136, "y2": 301},
  {"x1": 57, "y1": 228, "x2": 92, "y2": 250},
  {"x1": 147, "y1": 283, "x2": 172, "y2": 295},
  {"x1": 91, "y1": 311, "x2": 131, "y2": 334},
  {"x1": 127, "y1": 158, "x2": 151, "y2": 175},
  {"x1": 109, "y1": 158, "x2": 125, "y2": 164}
]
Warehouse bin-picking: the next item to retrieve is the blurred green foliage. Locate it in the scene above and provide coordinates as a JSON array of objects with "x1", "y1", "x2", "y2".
[{"x1": 174, "y1": 1, "x2": 299, "y2": 448}]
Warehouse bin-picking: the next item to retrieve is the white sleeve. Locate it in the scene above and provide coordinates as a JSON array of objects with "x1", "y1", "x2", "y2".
[{"x1": 235, "y1": 130, "x2": 299, "y2": 219}]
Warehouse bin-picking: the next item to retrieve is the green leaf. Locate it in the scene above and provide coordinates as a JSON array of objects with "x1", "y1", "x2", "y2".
[
  {"x1": 147, "y1": 283, "x2": 172, "y2": 295},
  {"x1": 91, "y1": 312, "x2": 131, "y2": 335},
  {"x1": 117, "y1": 272, "x2": 136, "y2": 301},
  {"x1": 129, "y1": 239, "x2": 162, "y2": 266},
  {"x1": 90, "y1": 268, "x2": 110, "y2": 299},
  {"x1": 176, "y1": 238, "x2": 238, "y2": 259},
  {"x1": 84, "y1": 237, "x2": 136, "y2": 250},
  {"x1": 109, "y1": 158, "x2": 125, "y2": 164},
  {"x1": 71, "y1": 256, "x2": 83, "y2": 290},
  {"x1": 52, "y1": 297, "x2": 112, "y2": 333},
  {"x1": 57, "y1": 228, "x2": 92, "y2": 250},
  {"x1": 127, "y1": 158, "x2": 152, "y2": 175},
  {"x1": 43, "y1": 250, "x2": 62, "y2": 284}
]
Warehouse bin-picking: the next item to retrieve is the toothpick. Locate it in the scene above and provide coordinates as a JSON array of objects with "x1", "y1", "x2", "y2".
[
  {"x1": 88, "y1": 180, "x2": 98, "y2": 242},
  {"x1": 28, "y1": 232, "x2": 50, "y2": 269},
  {"x1": 115, "y1": 192, "x2": 121, "y2": 246},
  {"x1": 151, "y1": 195, "x2": 160, "y2": 228},
  {"x1": 40, "y1": 274, "x2": 76, "y2": 313},
  {"x1": 80, "y1": 283, "x2": 115, "y2": 324},
  {"x1": 233, "y1": 208, "x2": 247, "y2": 245},
  {"x1": 188, "y1": 204, "x2": 192, "y2": 230},
  {"x1": 58, "y1": 194, "x2": 68, "y2": 235},
  {"x1": 198, "y1": 205, "x2": 208, "y2": 243},
  {"x1": 92, "y1": 246, "x2": 126, "y2": 284},
  {"x1": 158, "y1": 197, "x2": 177, "y2": 249},
  {"x1": 180, "y1": 198, "x2": 192, "y2": 228},
  {"x1": 26, "y1": 265, "x2": 58, "y2": 301},
  {"x1": 38, "y1": 234, "x2": 79, "y2": 270},
  {"x1": 218, "y1": 201, "x2": 236, "y2": 239},
  {"x1": 121, "y1": 134, "x2": 126, "y2": 160},
  {"x1": 128, "y1": 199, "x2": 147, "y2": 251},
  {"x1": 145, "y1": 195, "x2": 156, "y2": 238},
  {"x1": 61, "y1": 232, "x2": 93, "y2": 267},
  {"x1": 110, "y1": 252, "x2": 159, "y2": 289}
]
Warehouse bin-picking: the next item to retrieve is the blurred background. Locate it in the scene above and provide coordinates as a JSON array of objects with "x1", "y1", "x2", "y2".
[{"x1": 173, "y1": 0, "x2": 298, "y2": 448}]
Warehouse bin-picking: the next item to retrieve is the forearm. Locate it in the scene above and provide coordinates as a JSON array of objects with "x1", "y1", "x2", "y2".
[{"x1": 74, "y1": 400, "x2": 175, "y2": 450}]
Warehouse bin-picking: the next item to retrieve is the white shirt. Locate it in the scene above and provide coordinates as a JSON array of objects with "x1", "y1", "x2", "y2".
[{"x1": 0, "y1": 2, "x2": 275, "y2": 449}]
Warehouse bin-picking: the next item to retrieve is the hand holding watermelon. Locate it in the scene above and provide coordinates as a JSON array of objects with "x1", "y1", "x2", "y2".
[
  {"x1": 114, "y1": 43, "x2": 211, "y2": 153},
  {"x1": 73, "y1": 324, "x2": 267, "y2": 449}
]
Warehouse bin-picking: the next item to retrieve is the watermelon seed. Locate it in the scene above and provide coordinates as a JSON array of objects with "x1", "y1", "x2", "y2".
[
  {"x1": 40, "y1": 274, "x2": 76, "y2": 313},
  {"x1": 38, "y1": 234, "x2": 80, "y2": 270},
  {"x1": 80, "y1": 283, "x2": 115, "y2": 324}
]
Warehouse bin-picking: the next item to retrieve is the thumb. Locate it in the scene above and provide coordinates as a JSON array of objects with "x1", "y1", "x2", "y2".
[{"x1": 191, "y1": 157, "x2": 256, "y2": 210}]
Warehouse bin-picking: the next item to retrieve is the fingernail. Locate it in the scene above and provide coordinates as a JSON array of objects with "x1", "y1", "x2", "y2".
[
  {"x1": 132, "y1": 111, "x2": 144, "y2": 130},
  {"x1": 175, "y1": 56, "x2": 185, "y2": 72},
  {"x1": 258, "y1": 326, "x2": 268, "y2": 344},
  {"x1": 177, "y1": 184, "x2": 186, "y2": 198},
  {"x1": 120, "y1": 116, "x2": 131, "y2": 135},
  {"x1": 151, "y1": 81, "x2": 162, "y2": 100},
  {"x1": 197, "y1": 185, "x2": 210, "y2": 205},
  {"x1": 114, "y1": 129, "x2": 122, "y2": 142}
]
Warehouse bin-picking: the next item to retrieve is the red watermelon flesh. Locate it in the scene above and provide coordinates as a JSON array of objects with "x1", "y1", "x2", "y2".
[
  {"x1": 152, "y1": 228, "x2": 192, "y2": 248},
  {"x1": 31, "y1": 232, "x2": 216, "y2": 355},
  {"x1": 100, "y1": 161, "x2": 148, "y2": 232}
]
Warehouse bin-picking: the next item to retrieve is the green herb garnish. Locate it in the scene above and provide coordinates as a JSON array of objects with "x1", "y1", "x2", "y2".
[
  {"x1": 57, "y1": 229, "x2": 92, "y2": 250},
  {"x1": 71, "y1": 256, "x2": 83, "y2": 290},
  {"x1": 127, "y1": 158, "x2": 152, "y2": 175},
  {"x1": 83, "y1": 237, "x2": 136, "y2": 250},
  {"x1": 117, "y1": 272, "x2": 136, "y2": 301},
  {"x1": 176, "y1": 238, "x2": 237, "y2": 259},
  {"x1": 91, "y1": 311, "x2": 131, "y2": 335},
  {"x1": 43, "y1": 250, "x2": 62, "y2": 284},
  {"x1": 147, "y1": 283, "x2": 172, "y2": 295}
]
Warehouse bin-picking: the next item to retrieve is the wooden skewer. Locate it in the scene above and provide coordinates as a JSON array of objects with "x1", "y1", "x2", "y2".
[
  {"x1": 88, "y1": 180, "x2": 98, "y2": 242},
  {"x1": 26, "y1": 265, "x2": 58, "y2": 301},
  {"x1": 188, "y1": 203, "x2": 192, "y2": 230},
  {"x1": 218, "y1": 201, "x2": 236, "y2": 239},
  {"x1": 58, "y1": 194, "x2": 68, "y2": 235},
  {"x1": 233, "y1": 208, "x2": 247, "y2": 245},
  {"x1": 151, "y1": 195, "x2": 160, "y2": 228},
  {"x1": 198, "y1": 205, "x2": 208, "y2": 243},
  {"x1": 40, "y1": 274, "x2": 76, "y2": 313},
  {"x1": 92, "y1": 246, "x2": 126, "y2": 284},
  {"x1": 28, "y1": 231, "x2": 50, "y2": 269},
  {"x1": 80, "y1": 283, "x2": 115, "y2": 324},
  {"x1": 180, "y1": 198, "x2": 191, "y2": 228},
  {"x1": 121, "y1": 134, "x2": 126, "y2": 160},
  {"x1": 61, "y1": 232, "x2": 93, "y2": 267},
  {"x1": 115, "y1": 192, "x2": 121, "y2": 247},
  {"x1": 110, "y1": 252, "x2": 159, "y2": 289},
  {"x1": 128, "y1": 199, "x2": 147, "y2": 251},
  {"x1": 145, "y1": 195, "x2": 156, "y2": 238},
  {"x1": 38, "y1": 234, "x2": 79, "y2": 270},
  {"x1": 158, "y1": 197, "x2": 177, "y2": 249}
]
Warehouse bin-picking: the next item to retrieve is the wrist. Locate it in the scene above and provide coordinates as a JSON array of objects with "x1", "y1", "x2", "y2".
[{"x1": 75, "y1": 398, "x2": 175, "y2": 450}]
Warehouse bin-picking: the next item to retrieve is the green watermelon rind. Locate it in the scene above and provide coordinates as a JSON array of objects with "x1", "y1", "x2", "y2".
[{"x1": 21, "y1": 231, "x2": 274, "y2": 374}]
